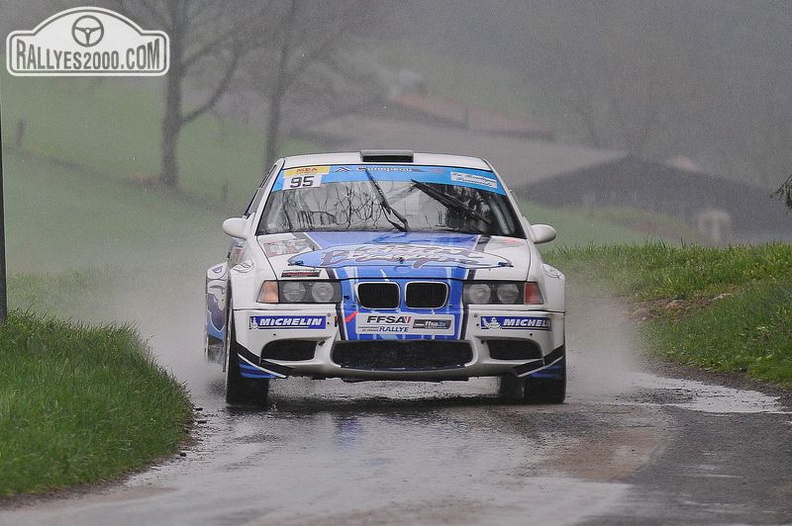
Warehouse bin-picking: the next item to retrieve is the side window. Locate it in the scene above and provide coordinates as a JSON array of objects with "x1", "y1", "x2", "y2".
[
  {"x1": 243, "y1": 186, "x2": 267, "y2": 218},
  {"x1": 243, "y1": 164, "x2": 279, "y2": 217}
]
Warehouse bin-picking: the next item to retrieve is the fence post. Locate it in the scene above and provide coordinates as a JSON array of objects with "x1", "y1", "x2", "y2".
[{"x1": 0, "y1": 93, "x2": 8, "y2": 325}]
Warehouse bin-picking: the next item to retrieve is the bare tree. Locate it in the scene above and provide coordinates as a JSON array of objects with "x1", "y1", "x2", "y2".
[
  {"x1": 775, "y1": 174, "x2": 792, "y2": 211},
  {"x1": 526, "y1": 1, "x2": 697, "y2": 156},
  {"x1": 116, "y1": 0, "x2": 275, "y2": 189},
  {"x1": 232, "y1": 0, "x2": 384, "y2": 170}
]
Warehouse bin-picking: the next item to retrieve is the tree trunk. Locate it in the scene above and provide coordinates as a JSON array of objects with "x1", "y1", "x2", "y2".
[
  {"x1": 264, "y1": 76, "x2": 286, "y2": 170},
  {"x1": 161, "y1": 71, "x2": 182, "y2": 189},
  {"x1": 263, "y1": 0, "x2": 298, "y2": 171},
  {"x1": 160, "y1": 5, "x2": 185, "y2": 189}
]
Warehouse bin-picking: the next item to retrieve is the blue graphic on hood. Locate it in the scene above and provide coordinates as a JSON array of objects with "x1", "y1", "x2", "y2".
[
  {"x1": 292, "y1": 243, "x2": 509, "y2": 270},
  {"x1": 289, "y1": 232, "x2": 511, "y2": 270}
]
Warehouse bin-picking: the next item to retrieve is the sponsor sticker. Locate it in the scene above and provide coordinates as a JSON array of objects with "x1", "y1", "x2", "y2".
[
  {"x1": 412, "y1": 318, "x2": 453, "y2": 330},
  {"x1": 284, "y1": 166, "x2": 330, "y2": 176},
  {"x1": 233, "y1": 259, "x2": 254, "y2": 273},
  {"x1": 543, "y1": 265, "x2": 563, "y2": 279},
  {"x1": 356, "y1": 314, "x2": 455, "y2": 335},
  {"x1": 250, "y1": 316, "x2": 327, "y2": 329},
  {"x1": 281, "y1": 269, "x2": 322, "y2": 278},
  {"x1": 356, "y1": 166, "x2": 419, "y2": 172},
  {"x1": 7, "y1": 6, "x2": 169, "y2": 76},
  {"x1": 480, "y1": 316, "x2": 551, "y2": 331},
  {"x1": 451, "y1": 171, "x2": 498, "y2": 189},
  {"x1": 262, "y1": 238, "x2": 314, "y2": 257},
  {"x1": 357, "y1": 314, "x2": 412, "y2": 334},
  {"x1": 283, "y1": 166, "x2": 329, "y2": 189}
]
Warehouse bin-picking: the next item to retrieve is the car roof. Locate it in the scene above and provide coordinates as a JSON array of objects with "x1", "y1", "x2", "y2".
[{"x1": 280, "y1": 151, "x2": 493, "y2": 171}]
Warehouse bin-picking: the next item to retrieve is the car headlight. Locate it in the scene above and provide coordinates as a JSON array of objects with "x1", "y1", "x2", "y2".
[
  {"x1": 463, "y1": 282, "x2": 543, "y2": 305},
  {"x1": 309, "y1": 282, "x2": 337, "y2": 302},
  {"x1": 281, "y1": 281, "x2": 307, "y2": 302},
  {"x1": 496, "y1": 283, "x2": 520, "y2": 303},
  {"x1": 258, "y1": 281, "x2": 342, "y2": 303},
  {"x1": 464, "y1": 283, "x2": 492, "y2": 304}
]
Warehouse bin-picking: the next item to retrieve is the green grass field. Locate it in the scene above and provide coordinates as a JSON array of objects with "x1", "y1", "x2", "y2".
[
  {"x1": 3, "y1": 154, "x2": 228, "y2": 273},
  {"x1": 1, "y1": 72, "x2": 313, "y2": 208},
  {"x1": 520, "y1": 202, "x2": 701, "y2": 247},
  {"x1": 549, "y1": 243, "x2": 792, "y2": 389}
]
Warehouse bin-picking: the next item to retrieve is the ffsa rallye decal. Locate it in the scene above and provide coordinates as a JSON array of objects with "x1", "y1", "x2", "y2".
[{"x1": 354, "y1": 314, "x2": 455, "y2": 336}]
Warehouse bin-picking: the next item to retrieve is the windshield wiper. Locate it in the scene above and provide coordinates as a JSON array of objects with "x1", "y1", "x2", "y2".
[
  {"x1": 410, "y1": 179, "x2": 493, "y2": 228},
  {"x1": 364, "y1": 169, "x2": 409, "y2": 232}
]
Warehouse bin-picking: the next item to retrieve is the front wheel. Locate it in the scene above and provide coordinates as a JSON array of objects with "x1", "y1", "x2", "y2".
[
  {"x1": 498, "y1": 354, "x2": 566, "y2": 405},
  {"x1": 225, "y1": 305, "x2": 270, "y2": 406}
]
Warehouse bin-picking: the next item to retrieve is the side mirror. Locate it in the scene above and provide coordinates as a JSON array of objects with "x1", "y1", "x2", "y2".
[
  {"x1": 222, "y1": 217, "x2": 249, "y2": 239},
  {"x1": 530, "y1": 223, "x2": 557, "y2": 244}
]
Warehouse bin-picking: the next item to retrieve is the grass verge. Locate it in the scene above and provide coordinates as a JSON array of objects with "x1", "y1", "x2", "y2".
[
  {"x1": 0, "y1": 311, "x2": 193, "y2": 497},
  {"x1": 0, "y1": 72, "x2": 314, "y2": 208},
  {"x1": 550, "y1": 242, "x2": 792, "y2": 389},
  {"x1": 521, "y1": 202, "x2": 701, "y2": 246}
]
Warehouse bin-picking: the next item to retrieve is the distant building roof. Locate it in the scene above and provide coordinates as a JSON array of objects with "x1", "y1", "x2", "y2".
[
  {"x1": 305, "y1": 114, "x2": 622, "y2": 189},
  {"x1": 381, "y1": 94, "x2": 556, "y2": 141},
  {"x1": 515, "y1": 155, "x2": 792, "y2": 242}
]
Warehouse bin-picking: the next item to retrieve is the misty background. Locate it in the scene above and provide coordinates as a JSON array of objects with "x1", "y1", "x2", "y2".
[
  {"x1": 3, "y1": 0, "x2": 790, "y2": 186},
  {"x1": 0, "y1": 0, "x2": 790, "y2": 334}
]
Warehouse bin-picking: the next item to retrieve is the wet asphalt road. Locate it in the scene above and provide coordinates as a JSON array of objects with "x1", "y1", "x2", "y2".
[
  {"x1": 2, "y1": 358, "x2": 790, "y2": 525},
  {"x1": 1, "y1": 291, "x2": 790, "y2": 525}
]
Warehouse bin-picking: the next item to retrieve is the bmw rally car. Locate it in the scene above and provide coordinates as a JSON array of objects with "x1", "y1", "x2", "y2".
[{"x1": 205, "y1": 150, "x2": 566, "y2": 405}]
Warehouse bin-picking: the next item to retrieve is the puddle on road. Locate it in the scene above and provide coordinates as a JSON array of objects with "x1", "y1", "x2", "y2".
[{"x1": 617, "y1": 372, "x2": 787, "y2": 414}]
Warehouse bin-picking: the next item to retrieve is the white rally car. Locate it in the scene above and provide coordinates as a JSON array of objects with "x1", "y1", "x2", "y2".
[{"x1": 205, "y1": 150, "x2": 565, "y2": 405}]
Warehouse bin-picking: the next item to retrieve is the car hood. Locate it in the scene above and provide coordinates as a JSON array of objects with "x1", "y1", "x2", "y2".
[{"x1": 258, "y1": 231, "x2": 532, "y2": 280}]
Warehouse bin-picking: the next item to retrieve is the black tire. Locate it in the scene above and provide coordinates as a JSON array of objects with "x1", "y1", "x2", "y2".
[
  {"x1": 498, "y1": 374, "x2": 525, "y2": 403},
  {"x1": 225, "y1": 306, "x2": 270, "y2": 406},
  {"x1": 522, "y1": 356, "x2": 566, "y2": 405}
]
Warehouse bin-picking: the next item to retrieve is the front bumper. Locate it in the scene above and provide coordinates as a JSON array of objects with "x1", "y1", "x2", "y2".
[{"x1": 231, "y1": 305, "x2": 565, "y2": 381}]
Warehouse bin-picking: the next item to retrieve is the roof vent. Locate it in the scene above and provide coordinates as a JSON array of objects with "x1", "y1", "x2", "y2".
[{"x1": 360, "y1": 149, "x2": 414, "y2": 163}]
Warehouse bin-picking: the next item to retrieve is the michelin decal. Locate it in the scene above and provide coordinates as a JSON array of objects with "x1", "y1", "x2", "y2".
[
  {"x1": 250, "y1": 316, "x2": 327, "y2": 329},
  {"x1": 481, "y1": 316, "x2": 552, "y2": 330}
]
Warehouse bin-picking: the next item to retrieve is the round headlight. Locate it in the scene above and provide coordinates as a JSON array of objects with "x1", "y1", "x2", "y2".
[
  {"x1": 496, "y1": 283, "x2": 520, "y2": 304},
  {"x1": 465, "y1": 283, "x2": 492, "y2": 304},
  {"x1": 310, "y1": 282, "x2": 336, "y2": 302},
  {"x1": 281, "y1": 282, "x2": 307, "y2": 302}
]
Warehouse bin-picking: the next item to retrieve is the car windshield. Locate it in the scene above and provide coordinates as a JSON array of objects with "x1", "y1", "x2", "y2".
[{"x1": 257, "y1": 166, "x2": 523, "y2": 237}]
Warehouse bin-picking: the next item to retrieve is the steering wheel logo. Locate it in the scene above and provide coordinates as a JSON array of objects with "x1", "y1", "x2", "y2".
[{"x1": 71, "y1": 15, "x2": 104, "y2": 47}]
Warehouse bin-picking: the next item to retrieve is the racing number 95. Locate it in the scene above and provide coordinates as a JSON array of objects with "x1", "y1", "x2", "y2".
[{"x1": 288, "y1": 175, "x2": 317, "y2": 188}]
